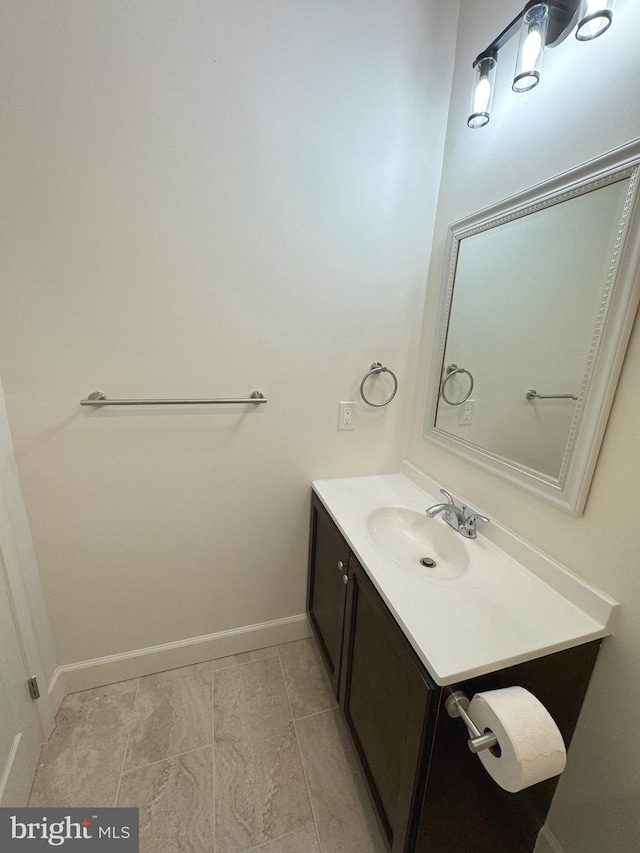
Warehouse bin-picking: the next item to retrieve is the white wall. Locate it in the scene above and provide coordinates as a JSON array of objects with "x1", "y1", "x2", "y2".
[
  {"x1": 408, "y1": 2, "x2": 640, "y2": 850},
  {"x1": 0, "y1": 1, "x2": 459, "y2": 668}
]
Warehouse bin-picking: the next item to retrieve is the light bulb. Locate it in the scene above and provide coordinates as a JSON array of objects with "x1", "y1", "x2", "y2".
[
  {"x1": 468, "y1": 52, "x2": 497, "y2": 129},
  {"x1": 521, "y1": 29, "x2": 542, "y2": 73},
  {"x1": 513, "y1": 3, "x2": 549, "y2": 93},
  {"x1": 473, "y1": 78, "x2": 492, "y2": 115}
]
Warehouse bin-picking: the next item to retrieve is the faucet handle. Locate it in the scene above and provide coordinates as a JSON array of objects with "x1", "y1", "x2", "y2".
[
  {"x1": 439, "y1": 488, "x2": 455, "y2": 505},
  {"x1": 464, "y1": 512, "x2": 490, "y2": 524},
  {"x1": 462, "y1": 512, "x2": 490, "y2": 538}
]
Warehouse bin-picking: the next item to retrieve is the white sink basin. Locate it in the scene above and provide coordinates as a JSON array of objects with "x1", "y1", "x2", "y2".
[{"x1": 365, "y1": 506, "x2": 485, "y2": 588}]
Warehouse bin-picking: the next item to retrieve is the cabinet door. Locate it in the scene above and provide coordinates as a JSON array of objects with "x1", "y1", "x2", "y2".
[
  {"x1": 307, "y1": 496, "x2": 350, "y2": 697},
  {"x1": 341, "y1": 555, "x2": 438, "y2": 852}
]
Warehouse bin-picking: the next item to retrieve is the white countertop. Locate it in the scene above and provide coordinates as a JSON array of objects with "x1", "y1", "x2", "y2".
[{"x1": 312, "y1": 465, "x2": 618, "y2": 686}]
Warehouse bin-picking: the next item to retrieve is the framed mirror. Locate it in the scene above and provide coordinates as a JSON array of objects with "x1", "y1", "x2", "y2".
[{"x1": 424, "y1": 141, "x2": 640, "y2": 515}]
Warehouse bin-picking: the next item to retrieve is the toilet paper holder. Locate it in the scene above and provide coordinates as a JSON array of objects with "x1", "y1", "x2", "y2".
[{"x1": 445, "y1": 690, "x2": 499, "y2": 754}]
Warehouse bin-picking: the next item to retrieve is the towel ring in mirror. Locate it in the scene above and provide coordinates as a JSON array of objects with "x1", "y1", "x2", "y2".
[{"x1": 440, "y1": 363, "x2": 474, "y2": 405}]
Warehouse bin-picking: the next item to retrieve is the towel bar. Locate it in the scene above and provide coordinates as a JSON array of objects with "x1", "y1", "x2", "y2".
[{"x1": 81, "y1": 391, "x2": 267, "y2": 406}]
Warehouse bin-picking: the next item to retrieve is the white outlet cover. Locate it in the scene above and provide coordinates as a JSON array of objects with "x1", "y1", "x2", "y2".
[
  {"x1": 338, "y1": 401, "x2": 355, "y2": 430},
  {"x1": 458, "y1": 399, "x2": 475, "y2": 425}
]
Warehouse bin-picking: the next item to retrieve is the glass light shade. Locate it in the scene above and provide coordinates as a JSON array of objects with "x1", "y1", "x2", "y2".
[
  {"x1": 576, "y1": 0, "x2": 614, "y2": 40},
  {"x1": 513, "y1": 3, "x2": 550, "y2": 93},
  {"x1": 468, "y1": 54, "x2": 498, "y2": 129}
]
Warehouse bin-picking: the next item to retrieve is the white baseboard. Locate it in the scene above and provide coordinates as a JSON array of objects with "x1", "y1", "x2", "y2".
[
  {"x1": 54, "y1": 614, "x2": 312, "y2": 694},
  {"x1": 534, "y1": 826, "x2": 565, "y2": 853}
]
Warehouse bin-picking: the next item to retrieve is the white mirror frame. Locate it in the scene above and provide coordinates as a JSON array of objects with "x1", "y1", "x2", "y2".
[{"x1": 424, "y1": 140, "x2": 640, "y2": 515}]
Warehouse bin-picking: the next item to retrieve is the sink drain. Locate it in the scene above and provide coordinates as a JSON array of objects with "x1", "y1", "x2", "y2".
[{"x1": 420, "y1": 557, "x2": 437, "y2": 568}]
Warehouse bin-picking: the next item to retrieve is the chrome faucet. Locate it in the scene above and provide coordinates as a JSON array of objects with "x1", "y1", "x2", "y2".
[
  {"x1": 426, "y1": 489, "x2": 489, "y2": 539},
  {"x1": 426, "y1": 489, "x2": 465, "y2": 524}
]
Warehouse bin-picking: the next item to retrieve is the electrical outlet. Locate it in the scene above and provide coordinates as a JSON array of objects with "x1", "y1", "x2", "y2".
[
  {"x1": 458, "y1": 399, "x2": 475, "y2": 425},
  {"x1": 338, "y1": 402, "x2": 355, "y2": 430}
]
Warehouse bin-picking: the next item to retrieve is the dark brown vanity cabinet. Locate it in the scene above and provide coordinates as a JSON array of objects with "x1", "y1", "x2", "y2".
[
  {"x1": 307, "y1": 496, "x2": 351, "y2": 696},
  {"x1": 307, "y1": 492, "x2": 600, "y2": 853},
  {"x1": 308, "y1": 493, "x2": 438, "y2": 851},
  {"x1": 340, "y1": 553, "x2": 438, "y2": 852}
]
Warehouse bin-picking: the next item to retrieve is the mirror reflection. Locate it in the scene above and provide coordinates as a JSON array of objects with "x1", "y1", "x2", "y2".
[
  {"x1": 423, "y1": 146, "x2": 640, "y2": 515},
  {"x1": 434, "y1": 177, "x2": 630, "y2": 480}
]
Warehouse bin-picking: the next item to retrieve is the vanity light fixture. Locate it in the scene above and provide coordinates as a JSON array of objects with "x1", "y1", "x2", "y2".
[{"x1": 467, "y1": 0, "x2": 614, "y2": 128}]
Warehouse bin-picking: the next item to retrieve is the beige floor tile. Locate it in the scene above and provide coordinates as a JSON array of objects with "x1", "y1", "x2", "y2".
[
  {"x1": 124, "y1": 662, "x2": 212, "y2": 772},
  {"x1": 29, "y1": 694, "x2": 135, "y2": 807},
  {"x1": 211, "y1": 646, "x2": 278, "y2": 673},
  {"x1": 214, "y1": 657, "x2": 291, "y2": 745},
  {"x1": 278, "y1": 638, "x2": 338, "y2": 719},
  {"x1": 214, "y1": 658, "x2": 313, "y2": 852},
  {"x1": 29, "y1": 651, "x2": 387, "y2": 853},
  {"x1": 62, "y1": 678, "x2": 140, "y2": 708},
  {"x1": 244, "y1": 826, "x2": 321, "y2": 852},
  {"x1": 215, "y1": 721, "x2": 314, "y2": 853},
  {"x1": 295, "y1": 708, "x2": 387, "y2": 853},
  {"x1": 117, "y1": 746, "x2": 214, "y2": 853}
]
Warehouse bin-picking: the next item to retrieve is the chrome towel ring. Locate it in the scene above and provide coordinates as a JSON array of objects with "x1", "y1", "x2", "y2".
[
  {"x1": 440, "y1": 363, "x2": 474, "y2": 405},
  {"x1": 360, "y1": 362, "x2": 398, "y2": 407}
]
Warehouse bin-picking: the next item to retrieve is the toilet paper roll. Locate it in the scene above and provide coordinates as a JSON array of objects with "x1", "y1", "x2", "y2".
[{"x1": 468, "y1": 686, "x2": 566, "y2": 793}]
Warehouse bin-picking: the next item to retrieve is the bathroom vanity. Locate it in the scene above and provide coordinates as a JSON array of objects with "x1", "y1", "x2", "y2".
[{"x1": 307, "y1": 467, "x2": 617, "y2": 853}]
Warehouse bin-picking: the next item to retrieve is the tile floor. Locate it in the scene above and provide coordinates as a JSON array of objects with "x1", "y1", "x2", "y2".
[{"x1": 29, "y1": 638, "x2": 388, "y2": 853}]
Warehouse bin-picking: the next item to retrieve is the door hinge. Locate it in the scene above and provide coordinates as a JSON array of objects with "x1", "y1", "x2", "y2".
[{"x1": 27, "y1": 676, "x2": 40, "y2": 700}]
